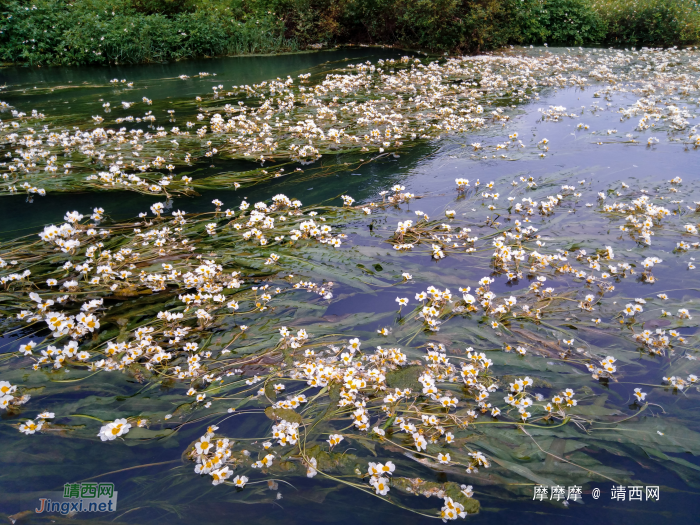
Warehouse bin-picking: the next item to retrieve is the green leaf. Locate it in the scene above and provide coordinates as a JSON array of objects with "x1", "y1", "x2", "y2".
[
  {"x1": 265, "y1": 406, "x2": 303, "y2": 424},
  {"x1": 124, "y1": 427, "x2": 175, "y2": 440}
]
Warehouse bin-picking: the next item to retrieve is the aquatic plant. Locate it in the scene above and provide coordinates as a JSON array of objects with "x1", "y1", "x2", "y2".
[
  {"x1": 2, "y1": 154, "x2": 699, "y2": 519},
  {"x1": 5, "y1": 46, "x2": 700, "y2": 202}
]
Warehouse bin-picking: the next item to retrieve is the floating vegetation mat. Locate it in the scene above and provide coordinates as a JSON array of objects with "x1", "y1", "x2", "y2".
[
  {"x1": 1, "y1": 151, "x2": 700, "y2": 521},
  {"x1": 4, "y1": 46, "x2": 700, "y2": 200}
]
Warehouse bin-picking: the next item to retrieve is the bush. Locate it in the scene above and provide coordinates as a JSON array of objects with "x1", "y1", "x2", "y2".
[
  {"x1": 0, "y1": 0, "x2": 298, "y2": 65},
  {"x1": 131, "y1": 0, "x2": 189, "y2": 15},
  {"x1": 335, "y1": 0, "x2": 603, "y2": 52},
  {"x1": 591, "y1": 0, "x2": 700, "y2": 47},
  {"x1": 2, "y1": 0, "x2": 700, "y2": 66},
  {"x1": 518, "y1": 0, "x2": 606, "y2": 46}
]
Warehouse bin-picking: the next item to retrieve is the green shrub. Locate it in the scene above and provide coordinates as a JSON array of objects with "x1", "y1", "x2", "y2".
[
  {"x1": 131, "y1": 0, "x2": 189, "y2": 15},
  {"x1": 517, "y1": 0, "x2": 605, "y2": 46},
  {"x1": 327, "y1": 0, "x2": 601, "y2": 52},
  {"x1": 2, "y1": 0, "x2": 700, "y2": 67},
  {"x1": 0, "y1": 0, "x2": 297, "y2": 65},
  {"x1": 458, "y1": 0, "x2": 541, "y2": 52},
  {"x1": 591, "y1": 0, "x2": 700, "y2": 47}
]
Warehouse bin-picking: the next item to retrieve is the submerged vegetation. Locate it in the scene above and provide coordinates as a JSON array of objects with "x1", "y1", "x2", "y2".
[
  {"x1": 3, "y1": 0, "x2": 700, "y2": 67},
  {"x1": 1, "y1": 165, "x2": 700, "y2": 519},
  {"x1": 2, "y1": 46, "x2": 700, "y2": 521},
  {"x1": 4, "y1": 46, "x2": 700, "y2": 200}
]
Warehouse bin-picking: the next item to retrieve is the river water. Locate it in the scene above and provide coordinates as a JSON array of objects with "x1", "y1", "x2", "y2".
[{"x1": 1, "y1": 48, "x2": 700, "y2": 524}]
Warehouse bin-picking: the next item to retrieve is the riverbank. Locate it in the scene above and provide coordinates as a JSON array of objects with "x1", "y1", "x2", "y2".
[{"x1": 2, "y1": 0, "x2": 700, "y2": 66}]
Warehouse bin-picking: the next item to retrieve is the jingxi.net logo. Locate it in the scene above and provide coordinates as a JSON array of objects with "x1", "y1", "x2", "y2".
[{"x1": 34, "y1": 482, "x2": 118, "y2": 515}]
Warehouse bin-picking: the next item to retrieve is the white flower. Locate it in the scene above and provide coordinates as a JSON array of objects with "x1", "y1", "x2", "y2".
[
  {"x1": 327, "y1": 434, "x2": 344, "y2": 447},
  {"x1": 0, "y1": 381, "x2": 17, "y2": 396},
  {"x1": 98, "y1": 418, "x2": 131, "y2": 441},
  {"x1": 0, "y1": 395, "x2": 13, "y2": 410},
  {"x1": 307, "y1": 457, "x2": 318, "y2": 478},
  {"x1": 412, "y1": 432, "x2": 427, "y2": 451},
  {"x1": 370, "y1": 476, "x2": 390, "y2": 495},
  {"x1": 233, "y1": 475, "x2": 248, "y2": 488},
  {"x1": 211, "y1": 466, "x2": 232, "y2": 485},
  {"x1": 461, "y1": 484, "x2": 474, "y2": 498},
  {"x1": 437, "y1": 453, "x2": 451, "y2": 464},
  {"x1": 19, "y1": 419, "x2": 43, "y2": 435},
  {"x1": 441, "y1": 496, "x2": 467, "y2": 521}
]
